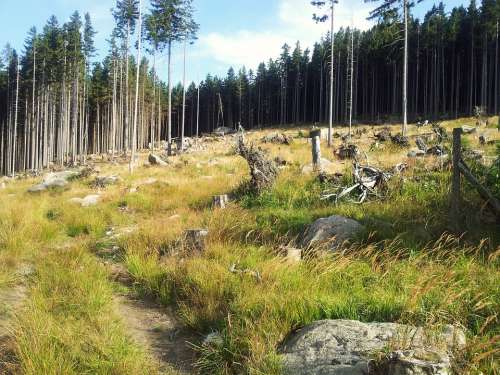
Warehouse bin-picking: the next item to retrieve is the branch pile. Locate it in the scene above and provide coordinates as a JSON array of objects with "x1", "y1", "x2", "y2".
[
  {"x1": 321, "y1": 163, "x2": 392, "y2": 204},
  {"x1": 391, "y1": 134, "x2": 410, "y2": 147},
  {"x1": 336, "y1": 144, "x2": 360, "y2": 160},
  {"x1": 237, "y1": 136, "x2": 278, "y2": 194},
  {"x1": 261, "y1": 132, "x2": 293, "y2": 145},
  {"x1": 374, "y1": 128, "x2": 392, "y2": 142}
]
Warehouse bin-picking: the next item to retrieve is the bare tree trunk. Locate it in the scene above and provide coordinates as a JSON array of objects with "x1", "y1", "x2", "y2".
[
  {"x1": 181, "y1": 37, "x2": 187, "y2": 151},
  {"x1": 167, "y1": 39, "x2": 172, "y2": 153},
  {"x1": 12, "y1": 56, "x2": 20, "y2": 176},
  {"x1": 495, "y1": 20, "x2": 499, "y2": 115},
  {"x1": 348, "y1": 28, "x2": 354, "y2": 140},
  {"x1": 402, "y1": 0, "x2": 408, "y2": 135},
  {"x1": 130, "y1": 0, "x2": 142, "y2": 173},
  {"x1": 196, "y1": 84, "x2": 200, "y2": 137},
  {"x1": 328, "y1": 1, "x2": 335, "y2": 146}
]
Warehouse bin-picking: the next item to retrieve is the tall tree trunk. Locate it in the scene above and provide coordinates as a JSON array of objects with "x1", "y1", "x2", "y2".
[
  {"x1": 181, "y1": 37, "x2": 187, "y2": 150},
  {"x1": 328, "y1": 1, "x2": 335, "y2": 146},
  {"x1": 402, "y1": 0, "x2": 408, "y2": 135},
  {"x1": 130, "y1": 0, "x2": 142, "y2": 173},
  {"x1": 167, "y1": 40, "x2": 172, "y2": 154},
  {"x1": 12, "y1": 56, "x2": 20, "y2": 176}
]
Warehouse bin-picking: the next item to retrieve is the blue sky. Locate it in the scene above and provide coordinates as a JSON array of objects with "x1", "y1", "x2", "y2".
[{"x1": 0, "y1": 0, "x2": 471, "y2": 83}]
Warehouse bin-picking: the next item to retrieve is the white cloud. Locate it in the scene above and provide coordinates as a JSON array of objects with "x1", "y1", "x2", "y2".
[{"x1": 197, "y1": 0, "x2": 374, "y2": 72}]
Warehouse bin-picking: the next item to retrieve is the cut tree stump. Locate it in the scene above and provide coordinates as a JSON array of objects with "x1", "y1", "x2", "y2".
[
  {"x1": 310, "y1": 129, "x2": 322, "y2": 171},
  {"x1": 184, "y1": 229, "x2": 209, "y2": 253},
  {"x1": 212, "y1": 195, "x2": 229, "y2": 209}
]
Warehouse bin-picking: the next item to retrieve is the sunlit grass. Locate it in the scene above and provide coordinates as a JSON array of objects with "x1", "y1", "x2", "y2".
[{"x1": 0, "y1": 117, "x2": 498, "y2": 374}]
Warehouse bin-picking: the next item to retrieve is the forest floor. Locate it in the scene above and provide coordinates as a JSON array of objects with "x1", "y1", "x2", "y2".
[{"x1": 0, "y1": 117, "x2": 499, "y2": 374}]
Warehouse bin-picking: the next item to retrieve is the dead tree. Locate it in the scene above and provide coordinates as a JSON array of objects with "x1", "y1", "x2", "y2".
[{"x1": 236, "y1": 136, "x2": 278, "y2": 194}]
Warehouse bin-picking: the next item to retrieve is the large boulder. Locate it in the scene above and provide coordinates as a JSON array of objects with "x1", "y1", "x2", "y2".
[
  {"x1": 281, "y1": 320, "x2": 466, "y2": 375},
  {"x1": 300, "y1": 215, "x2": 365, "y2": 250},
  {"x1": 28, "y1": 170, "x2": 79, "y2": 192}
]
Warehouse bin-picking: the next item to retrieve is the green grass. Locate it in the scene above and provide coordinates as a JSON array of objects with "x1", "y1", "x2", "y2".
[
  {"x1": 15, "y1": 245, "x2": 159, "y2": 375},
  {"x1": 0, "y1": 119, "x2": 498, "y2": 374}
]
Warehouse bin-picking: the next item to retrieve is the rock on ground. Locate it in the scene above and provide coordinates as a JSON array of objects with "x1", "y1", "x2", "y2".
[
  {"x1": 148, "y1": 153, "x2": 168, "y2": 166},
  {"x1": 300, "y1": 215, "x2": 365, "y2": 250},
  {"x1": 28, "y1": 170, "x2": 80, "y2": 192},
  {"x1": 69, "y1": 194, "x2": 100, "y2": 207},
  {"x1": 281, "y1": 319, "x2": 466, "y2": 375}
]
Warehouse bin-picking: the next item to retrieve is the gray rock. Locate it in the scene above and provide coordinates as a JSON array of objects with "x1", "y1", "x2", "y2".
[
  {"x1": 407, "y1": 149, "x2": 426, "y2": 158},
  {"x1": 28, "y1": 170, "x2": 79, "y2": 192},
  {"x1": 69, "y1": 194, "x2": 100, "y2": 207},
  {"x1": 300, "y1": 215, "x2": 365, "y2": 250},
  {"x1": 461, "y1": 126, "x2": 476, "y2": 134},
  {"x1": 281, "y1": 320, "x2": 466, "y2": 375},
  {"x1": 148, "y1": 153, "x2": 168, "y2": 166}
]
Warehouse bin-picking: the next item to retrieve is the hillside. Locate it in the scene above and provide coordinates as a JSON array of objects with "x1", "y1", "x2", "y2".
[{"x1": 0, "y1": 118, "x2": 499, "y2": 374}]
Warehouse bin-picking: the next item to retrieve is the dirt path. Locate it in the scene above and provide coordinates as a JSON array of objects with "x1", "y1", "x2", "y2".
[
  {"x1": 105, "y1": 260, "x2": 198, "y2": 374},
  {"x1": 114, "y1": 293, "x2": 198, "y2": 374}
]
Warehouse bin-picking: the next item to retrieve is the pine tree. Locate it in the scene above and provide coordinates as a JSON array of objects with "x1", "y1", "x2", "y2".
[
  {"x1": 150, "y1": 0, "x2": 184, "y2": 154},
  {"x1": 178, "y1": 0, "x2": 198, "y2": 151},
  {"x1": 130, "y1": 0, "x2": 142, "y2": 173},
  {"x1": 366, "y1": 0, "x2": 424, "y2": 135}
]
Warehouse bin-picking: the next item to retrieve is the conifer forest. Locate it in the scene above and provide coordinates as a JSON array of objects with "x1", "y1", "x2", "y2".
[{"x1": 1, "y1": 1, "x2": 499, "y2": 176}]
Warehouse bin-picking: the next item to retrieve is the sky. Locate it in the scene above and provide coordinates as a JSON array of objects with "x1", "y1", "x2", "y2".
[{"x1": 0, "y1": 0, "x2": 471, "y2": 84}]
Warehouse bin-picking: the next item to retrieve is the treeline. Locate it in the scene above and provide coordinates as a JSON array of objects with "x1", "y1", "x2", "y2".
[{"x1": 0, "y1": 0, "x2": 499, "y2": 176}]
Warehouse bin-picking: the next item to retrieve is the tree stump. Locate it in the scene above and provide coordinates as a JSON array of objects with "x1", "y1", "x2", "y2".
[
  {"x1": 184, "y1": 229, "x2": 209, "y2": 253},
  {"x1": 310, "y1": 129, "x2": 322, "y2": 171},
  {"x1": 212, "y1": 195, "x2": 229, "y2": 209}
]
